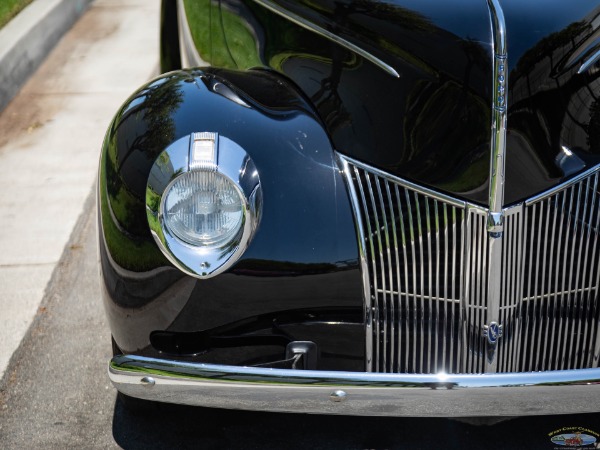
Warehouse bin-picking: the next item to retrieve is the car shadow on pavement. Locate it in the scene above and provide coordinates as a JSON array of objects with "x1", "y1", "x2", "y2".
[
  {"x1": 110, "y1": 394, "x2": 469, "y2": 450},
  {"x1": 109, "y1": 394, "x2": 594, "y2": 450}
]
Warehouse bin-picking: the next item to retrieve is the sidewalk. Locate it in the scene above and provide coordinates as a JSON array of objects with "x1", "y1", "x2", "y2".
[
  {"x1": 0, "y1": 0, "x2": 160, "y2": 381},
  {"x1": 0, "y1": 0, "x2": 94, "y2": 111}
]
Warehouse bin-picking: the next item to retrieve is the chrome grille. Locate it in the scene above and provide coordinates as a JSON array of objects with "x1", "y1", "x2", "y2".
[{"x1": 340, "y1": 154, "x2": 600, "y2": 374}]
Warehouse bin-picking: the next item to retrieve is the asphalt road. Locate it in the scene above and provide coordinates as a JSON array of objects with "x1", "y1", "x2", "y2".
[{"x1": 0, "y1": 193, "x2": 599, "y2": 449}]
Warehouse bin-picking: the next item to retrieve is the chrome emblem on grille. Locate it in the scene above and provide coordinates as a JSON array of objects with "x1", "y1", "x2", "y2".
[{"x1": 483, "y1": 322, "x2": 503, "y2": 345}]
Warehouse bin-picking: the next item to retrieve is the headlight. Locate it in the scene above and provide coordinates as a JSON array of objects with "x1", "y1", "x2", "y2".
[
  {"x1": 163, "y1": 170, "x2": 244, "y2": 247},
  {"x1": 146, "y1": 132, "x2": 261, "y2": 278}
]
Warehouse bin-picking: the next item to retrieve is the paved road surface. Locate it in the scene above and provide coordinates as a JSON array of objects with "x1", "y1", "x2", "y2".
[{"x1": 1, "y1": 194, "x2": 600, "y2": 449}]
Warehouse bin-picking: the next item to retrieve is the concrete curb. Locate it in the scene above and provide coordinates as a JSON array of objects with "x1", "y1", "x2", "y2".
[{"x1": 0, "y1": 0, "x2": 94, "y2": 112}]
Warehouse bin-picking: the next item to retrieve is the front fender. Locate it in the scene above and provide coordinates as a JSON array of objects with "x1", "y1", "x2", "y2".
[{"x1": 98, "y1": 68, "x2": 364, "y2": 369}]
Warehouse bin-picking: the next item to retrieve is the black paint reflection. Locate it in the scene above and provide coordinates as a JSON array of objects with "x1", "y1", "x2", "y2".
[
  {"x1": 199, "y1": 0, "x2": 494, "y2": 204},
  {"x1": 505, "y1": 6, "x2": 600, "y2": 204}
]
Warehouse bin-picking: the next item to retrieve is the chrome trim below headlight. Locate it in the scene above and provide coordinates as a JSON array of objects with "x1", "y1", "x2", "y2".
[{"x1": 109, "y1": 355, "x2": 600, "y2": 417}]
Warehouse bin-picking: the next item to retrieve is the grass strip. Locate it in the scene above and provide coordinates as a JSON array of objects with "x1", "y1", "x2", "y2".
[{"x1": 0, "y1": 0, "x2": 34, "y2": 29}]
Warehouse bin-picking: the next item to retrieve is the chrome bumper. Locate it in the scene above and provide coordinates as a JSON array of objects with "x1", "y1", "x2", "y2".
[{"x1": 109, "y1": 355, "x2": 600, "y2": 417}]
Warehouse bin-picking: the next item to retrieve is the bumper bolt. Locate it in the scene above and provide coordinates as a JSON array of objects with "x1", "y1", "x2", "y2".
[
  {"x1": 140, "y1": 376, "x2": 155, "y2": 387},
  {"x1": 330, "y1": 390, "x2": 347, "y2": 402}
]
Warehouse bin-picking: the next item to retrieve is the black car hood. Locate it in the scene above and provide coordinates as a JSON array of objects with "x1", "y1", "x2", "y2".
[
  {"x1": 502, "y1": 0, "x2": 600, "y2": 205},
  {"x1": 268, "y1": 0, "x2": 494, "y2": 205},
  {"x1": 256, "y1": 0, "x2": 600, "y2": 206}
]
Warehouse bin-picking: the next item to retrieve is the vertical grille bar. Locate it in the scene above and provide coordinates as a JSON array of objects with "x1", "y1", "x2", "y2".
[
  {"x1": 414, "y1": 192, "x2": 425, "y2": 373},
  {"x1": 384, "y1": 180, "x2": 400, "y2": 373},
  {"x1": 561, "y1": 186, "x2": 578, "y2": 370},
  {"x1": 564, "y1": 184, "x2": 582, "y2": 369},
  {"x1": 523, "y1": 202, "x2": 536, "y2": 369},
  {"x1": 425, "y1": 199, "x2": 433, "y2": 373},
  {"x1": 511, "y1": 206, "x2": 526, "y2": 372},
  {"x1": 584, "y1": 174, "x2": 600, "y2": 367},
  {"x1": 537, "y1": 200, "x2": 550, "y2": 370},
  {"x1": 571, "y1": 178, "x2": 590, "y2": 368},
  {"x1": 577, "y1": 177, "x2": 592, "y2": 367},
  {"x1": 395, "y1": 184, "x2": 411, "y2": 372},
  {"x1": 465, "y1": 209, "x2": 488, "y2": 374},
  {"x1": 556, "y1": 189, "x2": 571, "y2": 370},
  {"x1": 434, "y1": 200, "x2": 440, "y2": 373},
  {"x1": 547, "y1": 190, "x2": 566, "y2": 369},
  {"x1": 458, "y1": 207, "x2": 465, "y2": 373},
  {"x1": 498, "y1": 212, "x2": 508, "y2": 372},
  {"x1": 465, "y1": 212, "x2": 476, "y2": 373},
  {"x1": 442, "y1": 203, "x2": 449, "y2": 372},
  {"x1": 498, "y1": 208, "x2": 521, "y2": 372},
  {"x1": 480, "y1": 213, "x2": 489, "y2": 373},
  {"x1": 470, "y1": 213, "x2": 479, "y2": 374},
  {"x1": 542, "y1": 196, "x2": 558, "y2": 370},
  {"x1": 591, "y1": 175, "x2": 600, "y2": 365},
  {"x1": 404, "y1": 189, "x2": 418, "y2": 372},
  {"x1": 374, "y1": 177, "x2": 392, "y2": 372},
  {"x1": 351, "y1": 166, "x2": 378, "y2": 372}
]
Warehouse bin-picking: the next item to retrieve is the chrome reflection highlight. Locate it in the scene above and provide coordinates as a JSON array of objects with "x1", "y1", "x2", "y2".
[
  {"x1": 339, "y1": 154, "x2": 600, "y2": 375},
  {"x1": 578, "y1": 48, "x2": 600, "y2": 74}
]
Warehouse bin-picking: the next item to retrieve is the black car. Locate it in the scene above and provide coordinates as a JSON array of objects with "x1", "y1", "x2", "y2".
[{"x1": 101, "y1": 0, "x2": 600, "y2": 417}]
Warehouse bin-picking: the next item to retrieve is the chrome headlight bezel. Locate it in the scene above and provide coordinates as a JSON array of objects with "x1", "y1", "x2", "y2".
[{"x1": 146, "y1": 132, "x2": 262, "y2": 279}]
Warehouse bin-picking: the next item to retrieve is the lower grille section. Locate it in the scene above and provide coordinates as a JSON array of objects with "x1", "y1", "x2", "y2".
[
  {"x1": 508, "y1": 176, "x2": 600, "y2": 372},
  {"x1": 340, "y1": 154, "x2": 600, "y2": 374}
]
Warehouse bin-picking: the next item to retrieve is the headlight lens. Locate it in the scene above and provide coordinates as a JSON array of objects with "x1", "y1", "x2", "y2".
[{"x1": 163, "y1": 170, "x2": 244, "y2": 248}]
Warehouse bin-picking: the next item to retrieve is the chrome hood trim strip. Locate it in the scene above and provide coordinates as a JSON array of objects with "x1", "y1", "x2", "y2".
[
  {"x1": 484, "y1": 0, "x2": 508, "y2": 371},
  {"x1": 109, "y1": 355, "x2": 600, "y2": 417},
  {"x1": 251, "y1": 0, "x2": 400, "y2": 78},
  {"x1": 487, "y1": 0, "x2": 508, "y2": 215}
]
